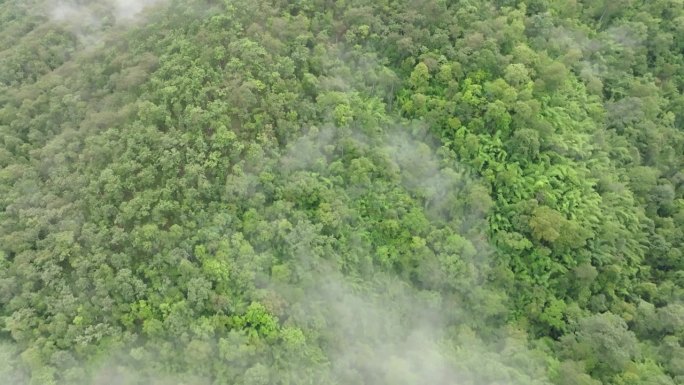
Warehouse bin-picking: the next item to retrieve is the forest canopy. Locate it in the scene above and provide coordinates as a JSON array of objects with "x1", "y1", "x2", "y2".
[{"x1": 0, "y1": 0, "x2": 683, "y2": 384}]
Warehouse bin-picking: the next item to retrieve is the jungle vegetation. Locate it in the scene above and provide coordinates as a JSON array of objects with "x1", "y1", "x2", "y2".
[{"x1": 0, "y1": 0, "x2": 683, "y2": 384}]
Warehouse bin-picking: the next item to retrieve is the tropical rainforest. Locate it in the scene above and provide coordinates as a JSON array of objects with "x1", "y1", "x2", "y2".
[{"x1": 0, "y1": 0, "x2": 683, "y2": 384}]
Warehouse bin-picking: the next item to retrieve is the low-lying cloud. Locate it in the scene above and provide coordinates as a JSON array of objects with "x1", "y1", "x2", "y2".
[
  {"x1": 50, "y1": 0, "x2": 166, "y2": 23},
  {"x1": 47, "y1": 0, "x2": 167, "y2": 44}
]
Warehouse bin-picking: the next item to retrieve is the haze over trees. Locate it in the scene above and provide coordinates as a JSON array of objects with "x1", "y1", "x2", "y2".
[{"x1": 0, "y1": 0, "x2": 682, "y2": 384}]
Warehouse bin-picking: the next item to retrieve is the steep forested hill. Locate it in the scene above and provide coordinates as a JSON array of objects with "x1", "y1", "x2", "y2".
[{"x1": 0, "y1": 1, "x2": 682, "y2": 384}]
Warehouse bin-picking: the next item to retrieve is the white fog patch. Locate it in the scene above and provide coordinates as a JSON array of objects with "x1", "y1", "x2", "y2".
[
  {"x1": 50, "y1": 0, "x2": 165, "y2": 22},
  {"x1": 288, "y1": 271, "x2": 461, "y2": 385},
  {"x1": 47, "y1": 0, "x2": 168, "y2": 43}
]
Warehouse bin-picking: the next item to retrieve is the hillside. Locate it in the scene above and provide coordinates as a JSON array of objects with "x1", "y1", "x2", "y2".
[{"x1": 0, "y1": 1, "x2": 683, "y2": 384}]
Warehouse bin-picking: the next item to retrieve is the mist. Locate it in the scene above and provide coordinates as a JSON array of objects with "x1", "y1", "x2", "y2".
[
  {"x1": 46, "y1": 0, "x2": 168, "y2": 44},
  {"x1": 263, "y1": 123, "x2": 548, "y2": 385},
  {"x1": 50, "y1": 0, "x2": 166, "y2": 23}
]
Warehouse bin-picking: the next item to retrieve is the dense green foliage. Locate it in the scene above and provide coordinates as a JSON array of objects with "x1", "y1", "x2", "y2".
[{"x1": 1, "y1": 0, "x2": 683, "y2": 384}]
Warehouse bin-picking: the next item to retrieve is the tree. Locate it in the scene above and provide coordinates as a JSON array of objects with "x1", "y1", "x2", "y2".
[
  {"x1": 409, "y1": 62, "x2": 430, "y2": 92},
  {"x1": 573, "y1": 313, "x2": 639, "y2": 376},
  {"x1": 554, "y1": 361, "x2": 601, "y2": 385}
]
